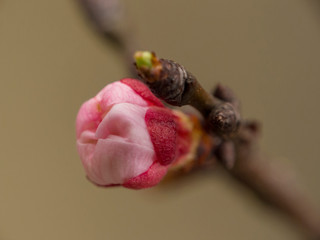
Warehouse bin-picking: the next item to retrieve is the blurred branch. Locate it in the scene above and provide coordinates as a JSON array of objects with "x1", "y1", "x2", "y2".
[
  {"x1": 77, "y1": 0, "x2": 138, "y2": 77},
  {"x1": 76, "y1": 1, "x2": 320, "y2": 237},
  {"x1": 135, "y1": 51, "x2": 320, "y2": 238}
]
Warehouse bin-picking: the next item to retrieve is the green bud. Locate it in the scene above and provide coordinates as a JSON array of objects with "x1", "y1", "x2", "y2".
[{"x1": 134, "y1": 51, "x2": 153, "y2": 69}]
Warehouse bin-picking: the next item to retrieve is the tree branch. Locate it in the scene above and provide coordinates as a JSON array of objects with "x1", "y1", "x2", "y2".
[
  {"x1": 77, "y1": 0, "x2": 138, "y2": 77},
  {"x1": 75, "y1": 2, "x2": 320, "y2": 235},
  {"x1": 134, "y1": 51, "x2": 320, "y2": 238}
]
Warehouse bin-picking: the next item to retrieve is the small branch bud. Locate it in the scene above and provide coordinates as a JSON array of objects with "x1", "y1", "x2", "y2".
[
  {"x1": 134, "y1": 51, "x2": 163, "y2": 83},
  {"x1": 134, "y1": 51, "x2": 153, "y2": 69},
  {"x1": 208, "y1": 102, "x2": 240, "y2": 136},
  {"x1": 134, "y1": 51, "x2": 240, "y2": 137},
  {"x1": 213, "y1": 83, "x2": 240, "y2": 112}
]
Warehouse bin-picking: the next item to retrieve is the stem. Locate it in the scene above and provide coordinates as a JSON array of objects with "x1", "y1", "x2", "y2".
[
  {"x1": 134, "y1": 51, "x2": 320, "y2": 238},
  {"x1": 228, "y1": 122, "x2": 320, "y2": 237},
  {"x1": 77, "y1": 0, "x2": 139, "y2": 77},
  {"x1": 134, "y1": 51, "x2": 240, "y2": 137}
]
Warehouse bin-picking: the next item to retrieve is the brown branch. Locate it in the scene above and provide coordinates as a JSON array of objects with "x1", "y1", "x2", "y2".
[
  {"x1": 134, "y1": 52, "x2": 240, "y2": 137},
  {"x1": 77, "y1": 0, "x2": 138, "y2": 77},
  {"x1": 134, "y1": 51, "x2": 320, "y2": 238},
  {"x1": 76, "y1": 2, "x2": 320, "y2": 233}
]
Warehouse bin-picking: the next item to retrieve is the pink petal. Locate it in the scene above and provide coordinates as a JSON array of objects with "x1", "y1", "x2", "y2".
[
  {"x1": 95, "y1": 103, "x2": 153, "y2": 148},
  {"x1": 76, "y1": 98, "x2": 102, "y2": 139},
  {"x1": 76, "y1": 81, "x2": 148, "y2": 139},
  {"x1": 77, "y1": 131, "x2": 101, "y2": 184},
  {"x1": 97, "y1": 81, "x2": 148, "y2": 113},
  {"x1": 90, "y1": 136, "x2": 155, "y2": 185}
]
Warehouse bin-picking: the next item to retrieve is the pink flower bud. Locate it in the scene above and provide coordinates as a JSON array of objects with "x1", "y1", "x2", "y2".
[{"x1": 76, "y1": 79, "x2": 195, "y2": 189}]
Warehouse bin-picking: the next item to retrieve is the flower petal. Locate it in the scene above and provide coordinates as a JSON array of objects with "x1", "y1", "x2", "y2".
[
  {"x1": 120, "y1": 78, "x2": 164, "y2": 107},
  {"x1": 97, "y1": 81, "x2": 148, "y2": 112},
  {"x1": 90, "y1": 136, "x2": 155, "y2": 185},
  {"x1": 77, "y1": 131, "x2": 101, "y2": 184},
  {"x1": 76, "y1": 81, "x2": 148, "y2": 139},
  {"x1": 95, "y1": 103, "x2": 153, "y2": 148},
  {"x1": 122, "y1": 162, "x2": 168, "y2": 189},
  {"x1": 76, "y1": 98, "x2": 102, "y2": 139},
  {"x1": 145, "y1": 107, "x2": 177, "y2": 165}
]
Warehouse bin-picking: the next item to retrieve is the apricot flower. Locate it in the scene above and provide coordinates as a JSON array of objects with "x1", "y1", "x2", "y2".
[{"x1": 76, "y1": 79, "x2": 202, "y2": 189}]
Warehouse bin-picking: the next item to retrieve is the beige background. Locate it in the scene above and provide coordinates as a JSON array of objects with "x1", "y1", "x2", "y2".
[{"x1": 1, "y1": 0, "x2": 320, "y2": 239}]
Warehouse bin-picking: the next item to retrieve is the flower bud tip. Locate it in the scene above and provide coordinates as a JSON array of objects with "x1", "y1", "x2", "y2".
[
  {"x1": 134, "y1": 51, "x2": 162, "y2": 83},
  {"x1": 134, "y1": 51, "x2": 153, "y2": 69}
]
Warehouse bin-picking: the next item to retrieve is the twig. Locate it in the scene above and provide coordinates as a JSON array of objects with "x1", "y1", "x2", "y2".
[
  {"x1": 75, "y1": 2, "x2": 320, "y2": 236},
  {"x1": 77, "y1": 0, "x2": 138, "y2": 77},
  {"x1": 134, "y1": 51, "x2": 320, "y2": 238},
  {"x1": 134, "y1": 51, "x2": 240, "y2": 137}
]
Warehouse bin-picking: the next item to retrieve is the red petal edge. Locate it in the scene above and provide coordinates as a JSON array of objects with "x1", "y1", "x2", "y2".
[
  {"x1": 174, "y1": 115, "x2": 193, "y2": 161},
  {"x1": 123, "y1": 162, "x2": 168, "y2": 189},
  {"x1": 120, "y1": 78, "x2": 164, "y2": 107},
  {"x1": 145, "y1": 107, "x2": 177, "y2": 166}
]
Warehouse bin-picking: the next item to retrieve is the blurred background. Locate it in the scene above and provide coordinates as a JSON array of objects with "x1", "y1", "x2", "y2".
[{"x1": 1, "y1": 0, "x2": 320, "y2": 239}]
